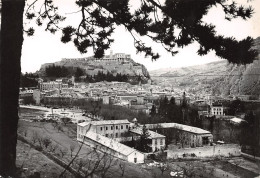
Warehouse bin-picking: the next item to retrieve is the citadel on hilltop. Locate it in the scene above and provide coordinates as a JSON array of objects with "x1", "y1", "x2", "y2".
[
  {"x1": 61, "y1": 51, "x2": 131, "y2": 62},
  {"x1": 38, "y1": 50, "x2": 149, "y2": 83}
]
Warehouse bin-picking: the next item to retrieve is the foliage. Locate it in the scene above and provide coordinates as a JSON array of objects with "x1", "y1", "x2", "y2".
[
  {"x1": 1, "y1": 0, "x2": 258, "y2": 175},
  {"x1": 74, "y1": 67, "x2": 85, "y2": 82},
  {"x1": 156, "y1": 96, "x2": 199, "y2": 126},
  {"x1": 82, "y1": 71, "x2": 129, "y2": 83},
  {"x1": 228, "y1": 99, "x2": 245, "y2": 115},
  {"x1": 20, "y1": 72, "x2": 39, "y2": 88},
  {"x1": 21, "y1": 96, "x2": 36, "y2": 105},
  {"x1": 240, "y1": 110, "x2": 260, "y2": 157},
  {"x1": 60, "y1": 117, "x2": 72, "y2": 126},
  {"x1": 136, "y1": 125, "x2": 151, "y2": 153},
  {"x1": 45, "y1": 64, "x2": 70, "y2": 78},
  {"x1": 24, "y1": 0, "x2": 257, "y2": 64}
]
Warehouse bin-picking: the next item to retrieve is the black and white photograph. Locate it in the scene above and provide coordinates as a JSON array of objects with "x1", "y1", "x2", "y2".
[{"x1": 1, "y1": 0, "x2": 260, "y2": 177}]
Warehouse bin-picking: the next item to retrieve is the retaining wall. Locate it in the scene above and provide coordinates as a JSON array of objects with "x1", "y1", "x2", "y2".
[{"x1": 167, "y1": 144, "x2": 241, "y2": 159}]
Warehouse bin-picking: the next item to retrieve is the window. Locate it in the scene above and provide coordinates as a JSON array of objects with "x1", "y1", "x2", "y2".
[
  {"x1": 155, "y1": 139, "x2": 157, "y2": 145},
  {"x1": 116, "y1": 126, "x2": 118, "y2": 130},
  {"x1": 100, "y1": 127, "x2": 103, "y2": 131},
  {"x1": 160, "y1": 139, "x2": 163, "y2": 145},
  {"x1": 121, "y1": 125, "x2": 123, "y2": 129},
  {"x1": 126, "y1": 125, "x2": 129, "y2": 129},
  {"x1": 111, "y1": 126, "x2": 113, "y2": 130},
  {"x1": 106, "y1": 126, "x2": 108, "y2": 130}
]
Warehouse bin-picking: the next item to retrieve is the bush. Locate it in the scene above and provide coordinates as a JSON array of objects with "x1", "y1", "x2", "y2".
[{"x1": 191, "y1": 153, "x2": 196, "y2": 157}]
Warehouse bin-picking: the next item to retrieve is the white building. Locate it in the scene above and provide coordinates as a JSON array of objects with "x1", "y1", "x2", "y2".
[
  {"x1": 77, "y1": 121, "x2": 144, "y2": 163},
  {"x1": 130, "y1": 127, "x2": 166, "y2": 152},
  {"x1": 77, "y1": 120, "x2": 131, "y2": 139},
  {"x1": 211, "y1": 104, "x2": 224, "y2": 116},
  {"x1": 39, "y1": 81, "x2": 62, "y2": 91},
  {"x1": 146, "y1": 123, "x2": 213, "y2": 147}
]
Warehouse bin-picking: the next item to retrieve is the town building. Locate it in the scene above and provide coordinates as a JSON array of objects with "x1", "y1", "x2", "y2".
[
  {"x1": 129, "y1": 127, "x2": 166, "y2": 152},
  {"x1": 61, "y1": 51, "x2": 131, "y2": 63},
  {"x1": 77, "y1": 120, "x2": 145, "y2": 163},
  {"x1": 146, "y1": 123, "x2": 213, "y2": 148},
  {"x1": 77, "y1": 120, "x2": 131, "y2": 139},
  {"x1": 210, "y1": 104, "x2": 224, "y2": 116},
  {"x1": 77, "y1": 130, "x2": 144, "y2": 163},
  {"x1": 39, "y1": 81, "x2": 62, "y2": 91}
]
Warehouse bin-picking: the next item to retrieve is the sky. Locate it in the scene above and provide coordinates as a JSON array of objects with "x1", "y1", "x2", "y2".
[{"x1": 21, "y1": 0, "x2": 260, "y2": 73}]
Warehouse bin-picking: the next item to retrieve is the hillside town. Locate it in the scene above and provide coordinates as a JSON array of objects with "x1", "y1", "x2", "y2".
[
  {"x1": 17, "y1": 53, "x2": 260, "y2": 178},
  {"x1": 2, "y1": 0, "x2": 260, "y2": 177}
]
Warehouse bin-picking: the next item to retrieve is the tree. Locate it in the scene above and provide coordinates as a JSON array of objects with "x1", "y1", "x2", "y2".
[
  {"x1": 240, "y1": 110, "x2": 260, "y2": 157},
  {"x1": 59, "y1": 147, "x2": 68, "y2": 158},
  {"x1": 69, "y1": 144, "x2": 76, "y2": 158},
  {"x1": 150, "y1": 104, "x2": 156, "y2": 118},
  {"x1": 60, "y1": 117, "x2": 72, "y2": 126},
  {"x1": 0, "y1": 0, "x2": 258, "y2": 176},
  {"x1": 74, "y1": 67, "x2": 85, "y2": 81},
  {"x1": 137, "y1": 125, "x2": 151, "y2": 152},
  {"x1": 42, "y1": 137, "x2": 52, "y2": 149},
  {"x1": 119, "y1": 161, "x2": 126, "y2": 177}
]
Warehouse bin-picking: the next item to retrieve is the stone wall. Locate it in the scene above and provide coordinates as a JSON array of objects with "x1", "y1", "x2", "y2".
[{"x1": 167, "y1": 144, "x2": 241, "y2": 159}]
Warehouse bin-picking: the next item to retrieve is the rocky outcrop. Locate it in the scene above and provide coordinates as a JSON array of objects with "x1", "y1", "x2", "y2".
[{"x1": 38, "y1": 53, "x2": 150, "y2": 83}]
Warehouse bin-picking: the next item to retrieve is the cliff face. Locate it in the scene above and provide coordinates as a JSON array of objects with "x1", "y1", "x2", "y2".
[
  {"x1": 38, "y1": 55, "x2": 150, "y2": 82},
  {"x1": 214, "y1": 37, "x2": 260, "y2": 96},
  {"x1": 150, "y1": 37, "x2": 260, "y2": 96}
]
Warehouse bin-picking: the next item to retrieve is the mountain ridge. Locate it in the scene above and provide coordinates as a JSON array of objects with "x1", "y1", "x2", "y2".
[{"x1": 150, "y1": 37, "x2": 260, "y2": 96}]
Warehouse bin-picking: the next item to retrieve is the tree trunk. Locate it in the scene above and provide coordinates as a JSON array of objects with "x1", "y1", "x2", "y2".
[{"x1": 0, "y1": 0, "x2": 25, "y2": 176}]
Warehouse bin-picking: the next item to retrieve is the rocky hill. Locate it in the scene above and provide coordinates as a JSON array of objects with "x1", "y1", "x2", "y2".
[
  {"x1": 150, "y1": 37, "x2": 260, "y2": 96},
  {"x1": 38, "y1": 53, "x2": 150, "y2": 83}
]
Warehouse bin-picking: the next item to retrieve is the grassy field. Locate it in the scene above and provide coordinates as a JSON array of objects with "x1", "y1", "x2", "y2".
[{"x1": 16, "y1": 140, "x2": 73, "y2": 178}]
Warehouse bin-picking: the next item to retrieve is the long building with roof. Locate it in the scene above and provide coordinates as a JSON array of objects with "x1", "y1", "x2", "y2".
[
  {"x1": 77, "y1": 120, "x2": 144, "y2": 163},
  {"x1": 78, "y1": 120, "x2": 131, "y2": 139},
  {"x1": 145, "y1": 123, "x2": 213, "y2": 148}
]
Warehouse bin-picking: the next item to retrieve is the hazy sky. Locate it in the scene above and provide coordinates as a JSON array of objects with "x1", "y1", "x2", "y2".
[{"x1": 21, "y1": 0, "x2": 260, "y2": 73}]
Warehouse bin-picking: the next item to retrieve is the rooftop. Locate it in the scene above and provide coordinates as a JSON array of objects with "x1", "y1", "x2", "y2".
[
  {"x1": 84, "y1": 131, "x2": 140, "y2": 156},
  {"x1": 77, "y1": 122, "x2": 90, "y2": 127},
  {"x1": 145, "y1": 123, "x2": 211, "y2": 135},
  {"x1": 130, "y1": 127, "x2": 165, "y2": 139},
  {"x1": 88, "y1": 119, "x2": 130, "y2": 126}
]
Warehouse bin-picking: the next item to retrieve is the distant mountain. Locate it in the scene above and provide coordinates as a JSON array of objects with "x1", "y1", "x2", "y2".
[
  {"x1": 38, "y1": 53, "x2": 150, "y2": 83},
  {"x1": 150, "y1": 37, "x2": 260, "y2": 96}
]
